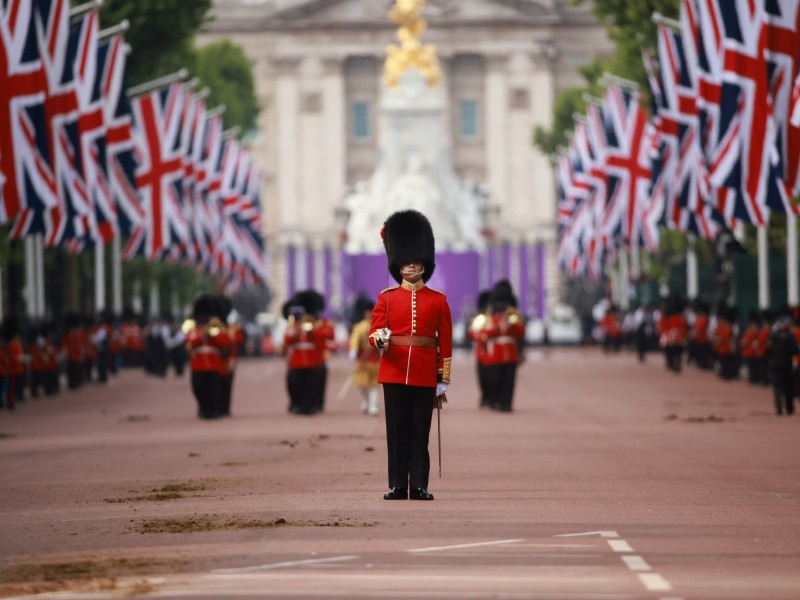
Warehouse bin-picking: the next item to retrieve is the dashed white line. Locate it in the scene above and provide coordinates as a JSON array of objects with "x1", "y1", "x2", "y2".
[
  {"x1": 408, "y1": 539, "x2": 524, "y2": 553},
  {"x1": 638, "y1": 573, "x2": 673, "y2": 592},
  {"x1": 621, "y1": 555, "x2": 651, "y2": 571},
  {"x1": 211, "y1": 555, "x2": 359, "y2": 574},
  {"x1": 607, "y1": 540, "x2": 634, "y2": 553}
]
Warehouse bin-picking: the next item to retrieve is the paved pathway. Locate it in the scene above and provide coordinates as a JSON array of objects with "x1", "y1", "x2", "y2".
[{"x1": 0, "y1": 348, "x2": 798, "y2": 599}]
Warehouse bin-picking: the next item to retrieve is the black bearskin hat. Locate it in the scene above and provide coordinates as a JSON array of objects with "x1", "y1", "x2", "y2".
[
  {"x1": 215, "y1": 295, "x2": 233, "y2": 321},
  {"x1": 382, "y1": 210, "x2": 435, "y2": 284},
  {"x1": 354, "y1": 294, "x2": 375, "y2": 318},
  {"x1": 489, "y1": 280, "x2": 517, "y2": 311},
  {"x1": 192, "y1": 294, "x2": 218, "y2": 323},
  {"x1": 295, "y1": 290, "x2": 325, "y2": 318},
  {"x1": 476, "y1": 290, "x2": 492, "y2": 313}
]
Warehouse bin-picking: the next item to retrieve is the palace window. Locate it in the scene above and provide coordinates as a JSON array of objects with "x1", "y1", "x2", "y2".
[
  {"x1": 459, "y1": 100, "x2": 479, "y2": 138},
  {"x1": 352, "y1": 102, "x2": 370, "y2": 139}
]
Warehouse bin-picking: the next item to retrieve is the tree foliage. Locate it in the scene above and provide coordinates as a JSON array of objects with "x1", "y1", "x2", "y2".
[
  {"x1": 99, "y1": 0, "x2": 211, "y2": 86},
  {"x1": 195, "y1": 41, "x2": 260, "y2": 134}
]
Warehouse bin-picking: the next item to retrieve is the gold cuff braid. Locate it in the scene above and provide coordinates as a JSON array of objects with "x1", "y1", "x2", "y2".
[{"x1": 441, "y1": 357, "x2": 451, "y2": 384}]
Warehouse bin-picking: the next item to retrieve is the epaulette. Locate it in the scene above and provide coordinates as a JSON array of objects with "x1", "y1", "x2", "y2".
[{"x1": 380, "y1": 285, "x2": 400, "y2": 294}]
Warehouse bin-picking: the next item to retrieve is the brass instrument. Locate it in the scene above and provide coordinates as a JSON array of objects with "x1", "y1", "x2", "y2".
[
  {"x1": 505, "y1": 307, "x2": 521, "y2": 325},
  {"x1": 301, "y1": 314, "x2": 315, "y2": 332},
  {"x1": 181, "y1": 318, "x2": 196, "y2": 335},
  {"x1": 208, "y1": 317, "x2": 224, "y2": 337},
  {"x1": 469, "y1": 312, "x2": 488, "y2": 333}
]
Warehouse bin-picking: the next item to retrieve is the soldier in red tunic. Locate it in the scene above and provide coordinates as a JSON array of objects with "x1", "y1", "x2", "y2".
[
  {"x1": 477, "y1": 281, "x2": 525, "y2": 412},
  {"x1": 467, "y1": 290, "x2": 492, "y2": 408},
  {"x1": 282, "y1": 291, "x2": 328, "y2": 415},
  {"x1": 184, "y1": 294, "x2": 230, "y2": 419},
  {"x1": 369, "y1": 210, "x2": 452, "y2": 501}
]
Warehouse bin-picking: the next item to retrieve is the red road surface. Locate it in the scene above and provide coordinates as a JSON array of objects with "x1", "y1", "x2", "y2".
[{"x1": 0, "y1": 348, "x2": 798, "y2": 599}]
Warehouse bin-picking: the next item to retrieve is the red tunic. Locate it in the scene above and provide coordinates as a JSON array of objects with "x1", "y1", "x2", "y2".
[
  {"x1": 186, "y1": 325, "x2": 229, "y2": 373},
  {"x1": 369, "y1": 281, "x2": 452, "y2": 388},
  {"x1": 468, "y1": 315, "x2": 490, "y2": 366},
  {"x1": 62, "y1": 330, "x2": 84, "y2": 363},
  {"x1": 692, "y1": 314, "x2": 710, "y2": 344},
  {"x1": 478, "y1": 313, "x2": 525, "y2": 365},
  {"x1": 283, "y1": 321, "x2": 326, "y2": 369},
  {"x1": 712, "y1": 321, "x2": 734, "y2": 355},
  {"x1": 7, "y1": 339, "x2": 25, "y2": 376},
  {"x1": 600, "y1": 313, "x2": 621, "y2": 339},
  {"x1": 661, "y1": 315, "x2": 688, "y2": 346},
  {"x1": 739, "y1": 325, "x2": 759, "y2": 358}
]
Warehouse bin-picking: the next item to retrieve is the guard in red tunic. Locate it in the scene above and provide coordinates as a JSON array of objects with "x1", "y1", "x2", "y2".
[
  {"x1": 661, "y1": 300, "x2": 688, "y2": 373},
  {"x1": 467, "y1": 290, "x2": 492, "y2": 408},
  {"x1": 369, "y1": 210, "x2": 452, "y2": 501},
  {"x1": 477, "y1": 281, "x2": 525, "y2": 412},
  {"x1": 283, "y1": 291, "x2": 328, "y2": 415},
  {"x1": 184, "y1": 295, "x2": 230, "y2": 419},
  {"x1": 62, "y1": 313, "x2": 85, "y2": 390},
  {"x1": 4, "y1": 319, "x2": 26, "y2": 407}
]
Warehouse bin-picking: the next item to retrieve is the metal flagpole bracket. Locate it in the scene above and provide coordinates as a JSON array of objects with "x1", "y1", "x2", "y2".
[
  {"x1": 207, "y1": 105, "x2": 227, "y2": 118},
  {"x1": 98, "y1": 19, "x2": 129, "y2": 40},
  {"x1": 581, "y1": 93, "x2": 602, "y2": 106},
  {"x1": 651, "y1": 12, "x2": 680, "y2": 30},
  {"x1": 70, "y1": 0, "x2": 104, "y2": 18},
  {"x1": 600, "y1": 73, "x2": 640, "y2": 92},
  {"x1": 128, "y1": 68, "x2": 190, "y2": 97},
  {"x1": 223, "y1": 126, "x2": 241, "y2": 140}
]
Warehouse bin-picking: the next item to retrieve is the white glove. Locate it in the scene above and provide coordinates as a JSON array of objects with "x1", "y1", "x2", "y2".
[
  {"x1": 376, "y1": 328, "x2": 392, "y2": 348},
  {"x1": 436, "y1": 382, "x2": 449, "y2": 396},
  {"x1": 348, "y1": 350, "x2": 357, "y2": 361}
]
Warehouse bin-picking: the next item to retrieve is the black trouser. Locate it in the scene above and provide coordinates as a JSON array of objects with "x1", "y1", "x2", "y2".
[
  {"x1": 170, "y1": 347, "x2": 186, "y2": 377},
  {"x1": 665, "y1": 345, "x2": 682, "y2": 372},
  {"x1": 484, "y1": 362, "x2": 517, "y2": 411},
  {"x1": 315, "y1": 364, "x2": 328, "y2": 412},
  {"x1": 383, "y1": 383, "x2": 434, "y2": 491},
  {"x1": 287, "y1": 367, "x2": 324, "y2": 415},
  {"x1": 67, "y1": 360, "x2": 83, "y2": 390},
  {"x1": 771, "y1": 366, "x2": 795, "y2": 415},
  {"x1": 220, "y1": 371, "x2": 234, "y2": 416},
  {"x1": 96, "y1": 349, "x2": 108, "y2": 383},
  {"x1": 477, "y1": 362, "x2": 490, "y2": 406},
  {"x1": 30, "y1": 371, "x2": 46, "y2": 397},
  {"x1": 45, "y1": 369, "x2": 59, "y2": 396},
  {"x1": 718, "y1": 354, "x2": 738, "y2": 380},
  {"x1": 109, "y1": 352, "x2": 119, "y2": 375},
  {"x1": 695, "y1": 343, "x2": 712, "y2": 370},
  {"x1": 635, "y1": 335, "x2": 648, "y2": 363},
  {"x1": 192, "y1": 370, "x2": 222, "y2": 419}
]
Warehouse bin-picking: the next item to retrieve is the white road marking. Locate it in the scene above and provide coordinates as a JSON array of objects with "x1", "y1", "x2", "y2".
[
  {"x1": 502, "y1": 543, "x2": 595, "y2": 548},
  {"x1": 638, "y1": 573, "x2": 673, "y2": 592},
  {"x1": 608, "y1": 540, "x2": 634, "y2": 553},
  {"x1": 621, "y1": 555, "x2": 651, "y2": 571},
  {"x1": 556, "y1": 531, "x2": 620, "y2": 538},
  {"x1": 408, "y1": 539, "x2": 524, "y2": 553},
  {"x1": 211, "y1": 555, "x2": 359, "y2": 574}
]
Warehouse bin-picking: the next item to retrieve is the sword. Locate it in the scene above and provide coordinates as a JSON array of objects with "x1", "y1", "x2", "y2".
[{"x1": 437, "y1": 403, "x2": 442, "y2": 477}]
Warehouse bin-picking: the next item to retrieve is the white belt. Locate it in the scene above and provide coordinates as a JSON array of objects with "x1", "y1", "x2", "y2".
[
  {"x1": 494, "y1": 336, "x2": 517, "y2": 344},
  {"x1": 291, "y1": 342, "x2": 316, "y2": 351}
]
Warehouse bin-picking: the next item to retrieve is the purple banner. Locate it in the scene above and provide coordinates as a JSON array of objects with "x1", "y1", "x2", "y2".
[
  {"x1": 536, "y1": 243, "x2": 546, "y2": 319},
  {"x1": 305, "y1": 248, "x2": 314, "y2": 291},
  {"x1": 520, "y1": 244, "x2": 530, "y2": 317},
  {"x1": 324, "y1": 247, "x2": 332, "y2": 317},
  {"x1": 287, "y1": 246, "x2": 296, "y2": 298},
  {"x1": 502, "y1": 244, "x2": 511, "y2": 281}
]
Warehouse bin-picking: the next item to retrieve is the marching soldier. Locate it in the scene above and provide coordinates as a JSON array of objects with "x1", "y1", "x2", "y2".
[
  {"x1": 712, "y1": 305, "x2": 737, "y2": 380},
  {"x1": 739, "y1": 312, "x2": 761, "y2": 384},
  {"x1": 691, "y1": 302, "x2": 711, "y2": 370},
  {"x1": 349, "y1": 295, "x2": 382, "y2": 416},
  {"x1": 766, "y1": 312, "x2": 798, "y2": 416},
  {"x1": 217, "y1": 295, "x2": 243, "y2": 417},
  {"x1": 282, "y1": 291, "x2": 327, "y2": 415},
  {"x1": 600, "y1": 305, "x2": 622, "y2": 352},
  {"x1": 4, "y1": 319, "x2": 26, "y2": 407},
  {"x1": 467, "y1": 289, "x2": 492, "y2": 408},
  {"x1": 478, "y1": 281, "x2": 525, "y2": 412},
  {"x1": 184, "y1": 295, "x2": 230, "y2": 419},
  {"x1": 62, "y1": 313, "x2": 85, "y2": 390},
  {"x1": 369, "y1": 210, "x2": 452, "y2": 501},
  {"x1": 661, "y1": 301, "x2": 688, "y2": 373}
]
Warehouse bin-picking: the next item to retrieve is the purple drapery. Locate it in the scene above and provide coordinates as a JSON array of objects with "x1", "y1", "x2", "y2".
[
  {"x1": 535, "y1": 243, "x2": 546, "y2": 319},
  {"x1": 519, "y1": 244, "x2": 530, "y2": 317},
  {"x1": 502, "y1": 244, "x2": 511, "y2": 281},
  {"x1": 287, "y1": 246, "x2": 296, "y2": 298},
  {"x1": 305, "y1": 248, "x2": 314, "y2": 291},
  {"x1": 324, "y1": 247, "x2": 332, "y2": 317}
]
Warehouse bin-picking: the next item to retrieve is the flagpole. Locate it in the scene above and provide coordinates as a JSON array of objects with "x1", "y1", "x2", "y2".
[
  {"x1": 98, "y1": 20, "x2": 129, "y2": 40},
  {"x1": 128, "y1": 68, "x2": 189, "y2": 97},
  {"x1": 788, "y1": 212, "x2": 799, "y2": 306},
  {"x1": 651, "y1": 12, "x2": 680, "y2": 30},
  {"x1": 24, "y1": 237, "x2": 36, "y2": 320},
  {"x1": 150, "y1": 280, "x2": 160, "y2": 318},
  {"x1": 95, "y1": 242, "x2": 106, "y2": 313},
  {"x1": 35, "y1": 234, "x2": 45, "y2": 319},
  {"x1": 70, "y1": 0, "x2": 103, "y2": 18},
  {"x1": 687, "y1": 234, "x2": 698, "y2": 301},
  {"x1": 112, "y1": 236, "x2": 123, "y2": 315},
  {"x1": 757, "y1": 225, "x2": 769, "y2": 309}
]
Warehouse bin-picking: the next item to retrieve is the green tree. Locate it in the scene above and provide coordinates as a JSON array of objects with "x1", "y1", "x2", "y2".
[
  {"x1": 99, "y1": 0, "x2": 212, "y2": 86},
  {"x1": 195, "y1": 41, "x2": 260, "y2": 134}
]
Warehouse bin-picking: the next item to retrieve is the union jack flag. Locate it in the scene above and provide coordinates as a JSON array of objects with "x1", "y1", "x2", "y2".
[
  {"x1": 100, "y1": 33, "x2": 142, "y2": 241},
  {"x1": 0, "y1": 0, "x2": 57, "y2": 225},
  {"x1": 125, "y1": 81, "x2": 188, "y2": 259}
]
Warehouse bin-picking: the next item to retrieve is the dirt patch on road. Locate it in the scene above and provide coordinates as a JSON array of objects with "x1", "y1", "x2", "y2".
[
  {"x1": 104, "y1": 480, "x2": 216, "y2": 503},
  {"x1": 134, "y1": 515, "x2": 375, "y2": 534},
  {"x1": 0, "y1": 556, "x2": 184, "y2": 598}
]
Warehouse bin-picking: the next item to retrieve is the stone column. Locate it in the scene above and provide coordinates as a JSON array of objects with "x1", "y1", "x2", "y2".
[
  {"x1": 322, "y1": 56, "x2": 346, "y2": 222},
  {"x1": 273, "y1": 56, "x2": 302, "y2": 231},
  {"x1": 484, "y1": 54, "x2": 509, "y2": 215}
]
